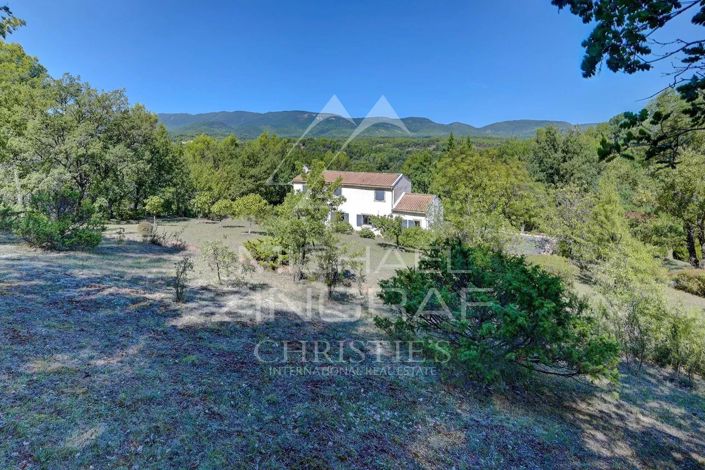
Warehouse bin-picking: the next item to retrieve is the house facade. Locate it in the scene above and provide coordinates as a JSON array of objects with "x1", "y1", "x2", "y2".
[{"x1": 291, "y1": 170, "x2": 442, "y2": 230}]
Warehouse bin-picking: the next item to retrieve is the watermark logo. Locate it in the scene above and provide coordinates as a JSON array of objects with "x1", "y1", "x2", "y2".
[
  {"x1": 267, "y1": 94, "x2": 410, "y2": 186},
  {"x1": 254, "y1": 339, "x2": 449, "y2": 377}
]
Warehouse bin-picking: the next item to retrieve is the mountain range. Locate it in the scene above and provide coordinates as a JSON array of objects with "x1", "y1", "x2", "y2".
[{"x1": 157, "y1": 110, "x2": 597, "y2": 139}]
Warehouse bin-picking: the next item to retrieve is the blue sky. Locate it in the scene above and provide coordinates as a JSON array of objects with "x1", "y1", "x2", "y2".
[{"x1": 7, "y1": 0, "x2": 697, "y2": 125}]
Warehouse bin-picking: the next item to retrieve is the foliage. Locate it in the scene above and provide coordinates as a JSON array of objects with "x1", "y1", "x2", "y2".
[
  {"x1": 0, "y1": 201, "x2": 16, "y2": 230},
  {"x1": 243, "y1": 236, "x2": 288, "y2": 270},
  {"x1": 231, "y1": 193, "x2": 270, "y2": 233},
  {"x1": 191, "y1": 192, "x2": 215, "y2": 218},
  {"x1": 529, "y1": 126, "x2": 600, "y2": 189},
  {"x1": 331, "y1": 212, "x2": 353, "y2": 234},
  {"x1": 314, "y1": 231, "x2": 357, "y2": 298},
  {"x1": 654, "y1": 309, "x2": 705, "y2": 380},
  {"x1": 400, "y1": 150, "x2": 436, "y2": 193},
  {"x1": 173, "y1": 255, "x2": 194, "y2": 302},
  {"x1": 10, "y1": 186, "x2": 104, "y2": 250},
  {"x1": 144, "y1": 195, "x2": 165, "y2": 225},
  {"x1": 183, "y1": 133, "x2": 294, "y2": 205},
  {"x1": 553, "y1": 1, "x2": 705, "y2": 164},
  {"x1": 0, "y1": 5, "x2": 24, "y2": 38},
  {"x1": 673, "y1": 269, "x2": 705, "y2": 298},
  {"x1": 398, "y1": 226, "x2": 433, "y2": 250},
  {"x1": 371, "y1": 215, "x2": 403, "y2": 247},
  {"x1": 14, "y1": 211, "x2": 101, "y2": 250},
  {"x1": 655, "y1": 149, "x2": 705, "y2": 267},
  {"x1": 358, "y1": 227, "x2": 375, "y2": 239},
  {"x1": 376, "y1": 239, "x2": 619, "y2": 383},
  {"x1": 431, "y1": 143, "x2": 551, "y2": 247},
  {"x1": 201, "y1": 240, "x2": 239, "y2": 285},
  {"x1": 267, "y1": 161, "x2": 342, "y2": 281},
  {"x1": 210, "y1": 199, "x2": 235, "y2": 221}
]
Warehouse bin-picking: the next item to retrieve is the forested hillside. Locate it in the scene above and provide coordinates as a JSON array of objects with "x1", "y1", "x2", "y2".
[{"x1": 158, "y1": 110, "x2": 596, "y2": 139}]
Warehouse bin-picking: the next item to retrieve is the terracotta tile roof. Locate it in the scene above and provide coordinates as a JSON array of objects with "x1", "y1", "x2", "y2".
[
  {"x1": 393, "y1": 193, "x2": 436, "y2": 215},
  {"x1": 292, "y1": 170, "x2": 402, "y2": 189}
]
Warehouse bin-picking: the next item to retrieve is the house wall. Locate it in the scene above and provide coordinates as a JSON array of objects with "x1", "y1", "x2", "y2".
[
  {"x1": 393, "y1": 176, "x2": 411, "y2": 205},
  {"x1": 292, "y1": 180, "x2": 439, "y2": 231},
  {"x1": 392, "y1": 212, "x2": 428, "y2": 229},
  {"x1": 338, "y1": 186, "x2": 393, "y2": 229}
]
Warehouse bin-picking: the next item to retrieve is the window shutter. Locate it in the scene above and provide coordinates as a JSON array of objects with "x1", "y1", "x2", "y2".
[{"x1": 357, "y1": 214, "x2": 363, "y2": 226}]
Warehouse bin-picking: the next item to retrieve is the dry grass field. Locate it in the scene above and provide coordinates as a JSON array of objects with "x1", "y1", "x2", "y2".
[{"x1": 1, "y1": 219, "x2": 705, "y2": 468}]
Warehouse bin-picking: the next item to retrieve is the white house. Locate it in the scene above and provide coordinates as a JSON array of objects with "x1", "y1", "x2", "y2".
[{"x1": 291, "y1": 170, "x2": 442, "y2": 230}]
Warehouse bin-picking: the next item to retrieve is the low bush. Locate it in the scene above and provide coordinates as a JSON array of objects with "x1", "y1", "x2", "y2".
[
  {"x1": 375, "y1": 239, "x2": 619, "y2": 384},
  {"x1": 173, "y1": 255, "x2": 194, "y2": 302},
  {"x1": 672, "y1": 269, "x2": 705, "y2": 297},
  {"x1": 649, "y1": 307, "x2": 705, "y2": 381},
  {"x1": 358, "y1": 227, "x2": 375, "y2": 239},
  {"x1": 244, "y1": 236, "x2": 288, "y2": 270},
  {"x1": 137, "y1": 221, "x2": 154, "y2": 241},
  {"x1": 398, "y1": 227, "x2": 432, "y2": 250},
  {"x1": 201, "y1": 240, "x2": 240, "y2": 285},
  {"x1": 331, "y1": 218, "x2": 354, "y2": 234},
  {"x1": 14, "y1": 211, "x2": 102, "y2": 251},
  {"x1": 0, "y1": 203, "x2": 17, "y2": 230}
]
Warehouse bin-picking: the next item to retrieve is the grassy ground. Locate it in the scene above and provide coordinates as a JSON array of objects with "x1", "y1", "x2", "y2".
[{"x1": 1, "y1": 219, "x2": 705, "y2": 468}]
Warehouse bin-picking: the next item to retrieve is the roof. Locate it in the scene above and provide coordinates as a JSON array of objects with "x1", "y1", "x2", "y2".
[
  {"x1": 393, "y1": 193, "x2": 436, "y2": 215},
  {"x1": 292, "y1": 170, "x2": 402, "y2": 189}
]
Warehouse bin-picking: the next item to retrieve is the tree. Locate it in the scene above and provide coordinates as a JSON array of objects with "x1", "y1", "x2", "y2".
[
  {"x1": 529, "y1": 127, "x2": 600, "y2": 189},
  {"x1": 430, "y1": 144, "x2": 551, "y2": 247},
  {"x1": 267, "y1": 161, "x2": 342, "y2": 281},
  {"x1": 370, "y1": 215, "x2": 403, "y2": 247},
  {"x1": 144, "y1": 195, "x2": 165, "y2": 227},
  {"x1": 232, "y1": 193, "x2": 270, "y2": 233},
  {"x1": 376, "y1": 239, "x2": 619, "y2": 383},
  {"x1": 0, "y1": 5, "x2": 24, "y2": 39},
  {"x1": 401, "y1": 150, "x2": 436, "y2": 193},
  {"x1": 315, "y1": 230, "x2": 353, "y2": 298},
  {"x1": 655, "y1": 149, "x2": 705, "y2": 267},
  {"x1": 201, "y1": 240, "x2": 239, "y2": 285},
  {"x1": 210, "y1": 199, "x2": 235, "y2": 221},
  {"x1": 552, "y1": 0, "x2": 705, "y2": 164},
  {"x1": 191, "y1": 192, "x2": 214, "y2": 218}
]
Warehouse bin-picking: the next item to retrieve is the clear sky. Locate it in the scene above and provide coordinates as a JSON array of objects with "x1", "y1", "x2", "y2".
[{"x1": 7, "y1": 0, "x2": 697, "y2": 126}]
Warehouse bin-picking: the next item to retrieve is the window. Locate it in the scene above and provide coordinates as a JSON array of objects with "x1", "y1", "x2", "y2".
[
  {"x1": 402, "y1": 219, "x2": 421, "y2": 228},
  {"x1": 334, "y1": 187, "x2": 342, "y2": 196},
  {"x1": 340, "y1": 212, "x2": 349, "y2": 223},
  {"x1": 357, "y1": 214, "x2": 373, "y2": 226},
  {"x1": 300, "y1": 184, "x2": 307, "y2": 193},
  {"x1": 374, "y1": 190, "x2": 385, "y2": 202}
]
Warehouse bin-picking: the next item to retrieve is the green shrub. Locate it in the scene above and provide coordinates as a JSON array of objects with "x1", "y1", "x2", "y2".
[
  {"x1": 14, "y1": 212, "x2": 101, "y2": 251},
  {"x1": 201, "y1": 240, "x2": 239, "y2": 285},
  {"x1": 673, "y1": 269, "x2": 705, "y2": 297},
  {"x1": 398, "y1": 227, "x2": 432, "y2": 250},
  {"x1": 375, "y1": 239, "x2": 619, "y2": 384},
  {"x1": 173, "y1": 255, "x2": 194, "y2": 302},
  {"x1": 331, "y1": 213, "x2": 354, "y2": 235},
  {"x1": 0, "y1": 203, "x2": 17, "y2": 231},
  {"x1": 244, "y1": 236, "x2": 288, "y2": 270},
  {"x1": 358, "y1": 227, "x2": 375, "y2": 239},
  {"x1": 525, "y1": 254, "x2": 579, "y2": 282},
  {"x1": 652, "y1": 308, "x2": 705, "y2": 380}
]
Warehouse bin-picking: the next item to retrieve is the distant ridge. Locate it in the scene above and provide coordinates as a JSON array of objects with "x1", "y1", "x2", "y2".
[{"x1": 157, "y1": 110, "x2": 597, "y2": 139}]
